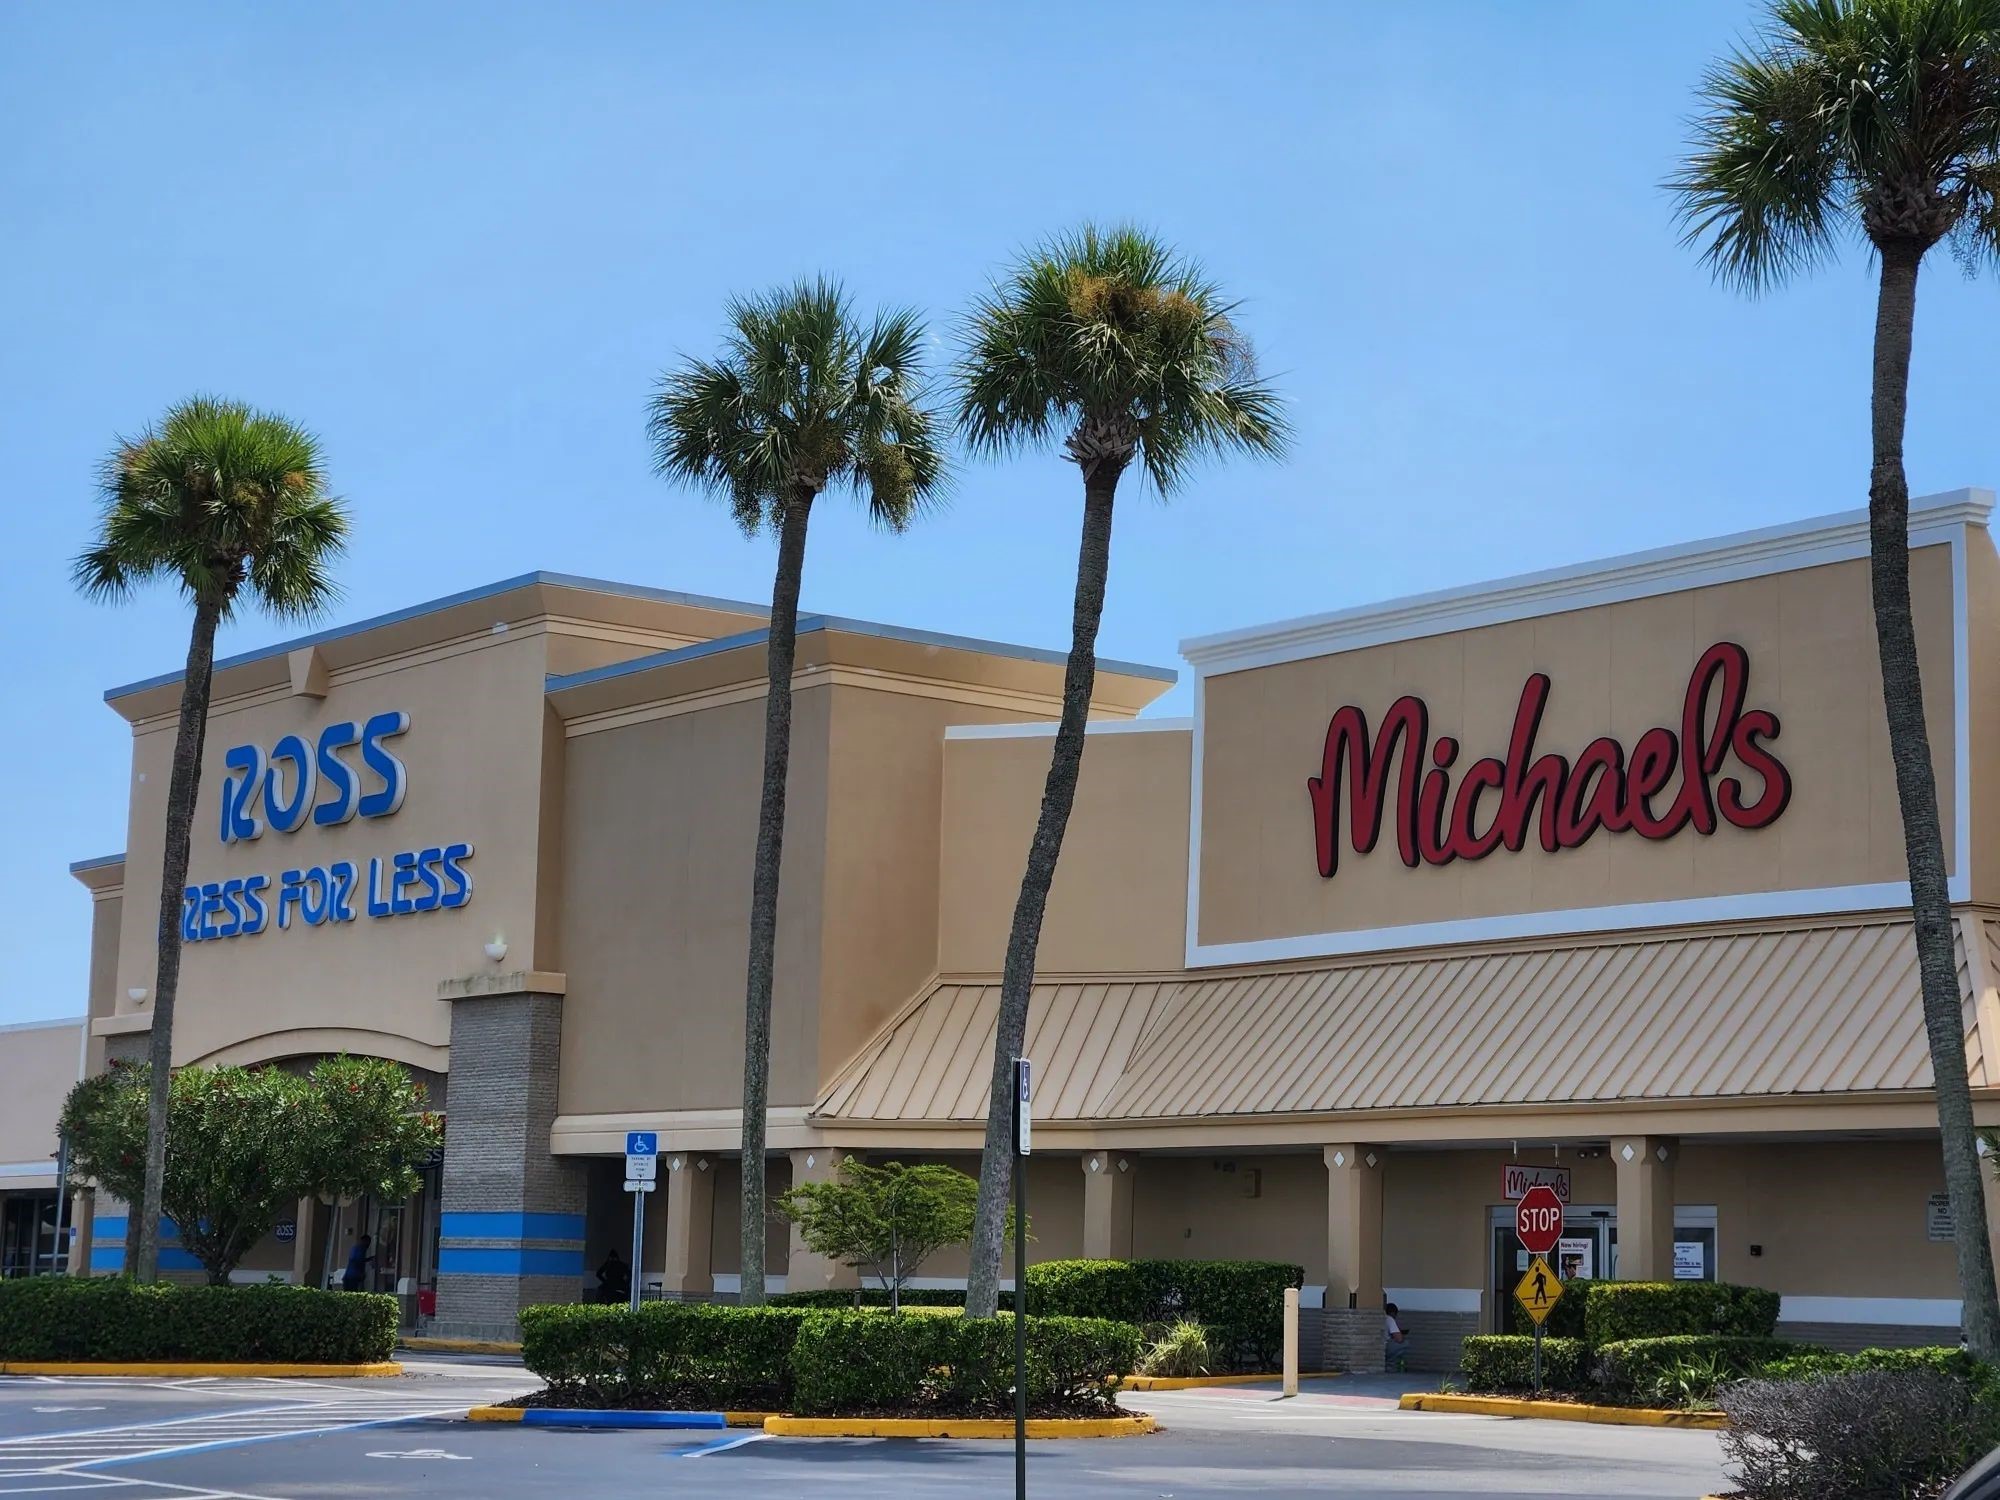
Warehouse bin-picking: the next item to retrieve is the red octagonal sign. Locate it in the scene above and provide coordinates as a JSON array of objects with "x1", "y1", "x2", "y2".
[{"x1": 1516, "y1": 1184, "x2": 1564, "y2": 1257}]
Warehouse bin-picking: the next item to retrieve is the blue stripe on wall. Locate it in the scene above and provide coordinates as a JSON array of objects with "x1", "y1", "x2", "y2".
[
  {"x1": 437, "y1": 1247, "x2": 584, "y2": 1277},
  {"x1": 89, "y1": 1247, "x2": 201, "y2": 1273},
  {"x1": 90, "y1": 1218, "x2": 181, "y2": 1243},
  {"x1": 438, "y1": 1213, "x2": 585, "y2": 1243}
]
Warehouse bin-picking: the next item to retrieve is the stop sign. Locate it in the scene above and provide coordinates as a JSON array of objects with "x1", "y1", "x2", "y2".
[{"x1": 1516, "y1": 1184, "x2": 1564, "y2": 1257}]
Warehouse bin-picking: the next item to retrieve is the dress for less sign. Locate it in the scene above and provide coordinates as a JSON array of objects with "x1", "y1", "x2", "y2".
[{"x1": 182, "y1": 712, "x2": 473, "y2": 942}]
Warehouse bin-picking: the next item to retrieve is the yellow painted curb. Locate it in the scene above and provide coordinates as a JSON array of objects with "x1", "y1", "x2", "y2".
[
  {"x1": 1397, "y1": 1393, "x2": 1725, "y2": 1429},
  {"x1": 762, "y1": 1414, "x2": 1157, "y2": 1439},
  {"x1": 0, "y1": 1361, "x2": 403, "y2": 1379},
  {"x1": 1120, "y1": 1372, "x2": 1340, "y2": 1391},
  {"x1": 725, "y1": 1412, "x2": 774, "y2": 1427},
  {"x1": 402, "y1": 1337, "x2": 522, "y2": 1356},
  {"x1": 467, "y1": 1406, "x2": 525, "y2": 1422}
]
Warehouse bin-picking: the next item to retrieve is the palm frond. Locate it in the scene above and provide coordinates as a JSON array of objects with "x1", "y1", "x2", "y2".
[
  {"x1": 953, "y1": 223, "x2": 1288, "y2": 494},
  {"x1": 650, "y1": 280, "x2": 949, "y2": 533}
]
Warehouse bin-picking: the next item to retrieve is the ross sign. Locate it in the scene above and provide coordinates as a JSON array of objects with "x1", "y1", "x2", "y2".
[
  {"x1": 1516, "y1": 1184, "x2": 1564, "y2": 1257},
  {"x1": 1308, "y1": 641, "x2": 1791, "y2": 879},
  {"x1": 1674, "y1": 1241, "x2": 1706, "y2": 1279},
  {"x1": 1929, "y1": 1192, "x2": 1955, "y2": 1242},
  {"x1": 1013, "y1": 1059, "x2": 1031, "y2": 1157},
  {"x1": 1514, "y1": 1256, "x2": 1564, "y2": 1325},
  {"x1": 1503, "y1": 1164, "x2": 1571, "y2": 1203},
  {"x1": 274, "y1": 1220, "x2": 296, "y2": 1244}
]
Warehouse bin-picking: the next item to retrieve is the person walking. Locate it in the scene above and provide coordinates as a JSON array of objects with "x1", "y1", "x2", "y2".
[{"x1": 341, "y1": 1234, "x2": 373, "y2": 1292}]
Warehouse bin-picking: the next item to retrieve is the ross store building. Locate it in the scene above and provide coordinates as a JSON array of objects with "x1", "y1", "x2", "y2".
[{"x1": 31, "y1": 487, "x2": 2000, "y2": 1365}]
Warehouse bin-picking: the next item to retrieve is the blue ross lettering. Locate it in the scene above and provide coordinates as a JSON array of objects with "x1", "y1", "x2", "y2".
[
  {"x1": 440, "y1": 842, "x2": 475, "y2": 909},
  {"x1": 391, "y1": 851, "x2": 417, "y2": 915},
  {"x1": 219, "y1": 746, "x2": 267, "y2": 844},
  {"x1": 198, "y1": 883, "x2": 224, "y2": 942},
  {"x1": 412, "y1": 847, "x2": 443, "y2": 913},
  {"x1": 300, "y1": 868, "x2": 330, "y2": 926},
  {"x1": 329, "y1": 860, "x2": 358, "y2": 923},
  {"x1": 264, "y1": 734, "x2": 317, "y2": 833},
  {"x1": 357, "y1": 712, "x2": 410, "y2": 819},
  {"x1": 277, "y1": 870, "x2": 305, "y2": 930},
  {"x1": 240, "y1": 874, "x2": 270, "y2": 936},
  {"x1": 313, "y1": 723, "x2": 361, "y2": 827},
  {"x1": 367, "y1": 857, "x2": 393, "y2": 918}
]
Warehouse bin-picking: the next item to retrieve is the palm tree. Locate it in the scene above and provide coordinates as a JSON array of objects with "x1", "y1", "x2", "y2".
[
  {"x1": 953, "y1": 227, "x2": 1287, "y2": 1316},
  {"x1": 1673, "y1": 0, "x2": 2000, "y2": 1357},
  {"x1": 649, "y1": 280, "x2": 946, "y2": 1305},
  {"x1": 74, "y1": 397, "x2": 346, "y2": 1282}
]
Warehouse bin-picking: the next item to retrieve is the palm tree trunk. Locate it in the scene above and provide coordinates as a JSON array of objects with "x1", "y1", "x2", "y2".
[
  {"x1": 132, "y1": 590, "x2": 223, "y2": 1283},
  {"x1": 1868, "y1": 241, "x2": 2000, "y2": 1360},
  {"x1": 965, "y1": 477, "x2": 1118, "y2": 1318},
  {"x1": 738, "y1": 493, "x2": 813, "y2": 1308}
]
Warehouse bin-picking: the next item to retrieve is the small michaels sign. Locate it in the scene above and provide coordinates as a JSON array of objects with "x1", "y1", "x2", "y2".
[
  {"x1": 183, "y1": 711, "x2": 473, "y2": 942},
  {"x1": 1307, "y1": 641, "x2": 1791, "y2": 878}
]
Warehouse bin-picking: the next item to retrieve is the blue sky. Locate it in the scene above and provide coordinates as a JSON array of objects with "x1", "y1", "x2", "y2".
[{"x1": 2, "y1": 1, "x2": 1995, "y2": 1024}]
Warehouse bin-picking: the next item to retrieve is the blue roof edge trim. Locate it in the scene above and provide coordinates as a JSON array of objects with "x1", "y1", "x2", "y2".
[
  {"x1": 102, "y1": 572, "x2": 771, "y2": 703},
  {"x1": 544, "y1": 613, "x2": 1175, "y2": 696},
  {"x1": 68, "y1": 853, "x2": 126, "y2": 873}
]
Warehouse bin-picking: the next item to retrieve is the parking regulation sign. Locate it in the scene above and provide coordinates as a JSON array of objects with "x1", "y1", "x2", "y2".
[{"x1": 625, "y1": 1130, "x2": 659, "y2": 1183}]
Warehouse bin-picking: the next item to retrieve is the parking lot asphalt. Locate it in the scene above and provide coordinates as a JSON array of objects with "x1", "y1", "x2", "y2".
[{"x1": 0, "y1": 1368, "x2": 1728, "y2": 1499}]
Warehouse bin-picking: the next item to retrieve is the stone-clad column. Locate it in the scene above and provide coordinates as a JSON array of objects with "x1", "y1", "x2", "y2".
[
  {"x1": 433, "y1": 973, "x2": 584, "y2": 1340},
  {"x1": 1322, "y1": 1144, "x2": 1385, "y2": 1372}
]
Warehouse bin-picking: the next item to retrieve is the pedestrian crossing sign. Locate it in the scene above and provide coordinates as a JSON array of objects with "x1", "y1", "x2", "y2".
[{"x1": 1514, "y1": 1255, "x2": 1564, "y2": 1325}]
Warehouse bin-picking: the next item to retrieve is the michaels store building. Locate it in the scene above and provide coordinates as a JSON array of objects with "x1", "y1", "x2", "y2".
[{"x1": 29, "y1": 487, "x2": 2000, "y2": 1362}]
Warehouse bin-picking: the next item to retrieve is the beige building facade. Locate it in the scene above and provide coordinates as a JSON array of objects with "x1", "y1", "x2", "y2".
[{"x1": 30, "y1": 490, "x2": 2000, "y2": 1362}]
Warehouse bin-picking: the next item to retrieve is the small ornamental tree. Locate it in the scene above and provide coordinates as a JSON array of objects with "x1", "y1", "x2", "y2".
[
  {"x1": 777, "y1": 1160, "x2": 1013, "y2": 1312},
  {"x1": 62, "y1": 1058, "x2": 440, "y2": 1286}
]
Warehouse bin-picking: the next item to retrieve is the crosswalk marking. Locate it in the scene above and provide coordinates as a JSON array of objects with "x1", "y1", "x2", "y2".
[{"x1": 0, "y1": 1395, "x2": 470, "y2": 1477}]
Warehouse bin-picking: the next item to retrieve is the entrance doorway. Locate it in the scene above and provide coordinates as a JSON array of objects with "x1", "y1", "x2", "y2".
[
  {"x1": 1487, "y1": 1204, "x2": 1718, "y2": 1329},
  {"x1": 0, "y1": 1194, "x2": 60, "y2": 1277}
]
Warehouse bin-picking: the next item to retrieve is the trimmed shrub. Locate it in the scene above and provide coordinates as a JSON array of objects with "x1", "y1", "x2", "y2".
[
  {"x1": 789, "y1": 1310, "x2": 1140, "y2": 1417},
  {"x1": 1594, "y1": 1335, "x2": 1802, "y2": 1406},
  {"x1": 1720, "y1": 1370, "x2": 2000, "y2": 1499},
  {"x1": 767, "y1": 1287, "x2": 975, "y2": 1310},
  {"x1": 1137, "y1": 1318, "x2": 1212, "y2": 1378},
  {"x1": 1460, "y1": 1334, "x2": 1589, "y2": 1393},
  {"x1": 1758, "y1": 1344, "x2": 1997, "y2": 1399},
  {"x1": 1584, "y1": 1280, "x2": 1779, "y2": 1345},
  {"x1": 1133, "y1": 1260, "x2": 1303, "y2": 1370},
  {"x1": 1504, "y1": 1278, "x2": 1599, "y2": 1340},
  {"x1": 0, "y1": 1279, "x2": 395, "y2": 1363},
  {"x1": 1024, "y1": 1260, "x2": 1151, "y2": 1326},
  {"x1": 520, "y1": 1303, "x2": 808, "y2": 1409}
]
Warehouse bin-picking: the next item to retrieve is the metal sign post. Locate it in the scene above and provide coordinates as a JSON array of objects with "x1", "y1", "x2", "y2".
[
  {"x1": 625, "y1": 1131, "x2": 659, "y2": 1313},
  {"x1": 1013, "y1": 1058, "x2": 1031, "y2": 1500}
]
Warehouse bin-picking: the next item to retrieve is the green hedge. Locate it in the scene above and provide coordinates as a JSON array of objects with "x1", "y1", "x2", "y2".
[
  {"x1": 1504, "y1": 1278, "x2": 1600, "y2": 1339},
  {"x1": 1759, "y1": 1345, "x2": 1998, "y2": 1399},
  {"x1": 767, "y1": 1288, "x2": 981, "y2": 1310},
  {"x1": 1460, "y1": 1334, "x2": 1589, "y2": 1393},
  {"x1": 0, "y1": 1279, "x2": 396, "y2": 1363},
  {"x1": 790, "y1": 1310, "x2": 1139, "y2": 1417},
  {"x1": 1594, "y1": 1335, "x2": 1802, "y2": 1403},
  {"x1": 1023, "y1": 1261, "x2": 1150, "y2": 1326},
  {"x1": 1584, "y1": 1281, "x2": 1779, "y2": 1345},
  {"x1": 520, "y1": 1303, "x2": 808, "y2": 1409}
]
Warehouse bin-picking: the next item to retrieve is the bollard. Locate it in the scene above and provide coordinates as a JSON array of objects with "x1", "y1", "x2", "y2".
[{"x1": 1282, "y1": 1287, "x2": 1299, "y2": 1397}]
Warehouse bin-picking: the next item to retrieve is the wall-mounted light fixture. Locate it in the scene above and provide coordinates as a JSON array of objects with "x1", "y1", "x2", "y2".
[{"x1": 483, "y1": 936, "x2": 508, "y2": 963}]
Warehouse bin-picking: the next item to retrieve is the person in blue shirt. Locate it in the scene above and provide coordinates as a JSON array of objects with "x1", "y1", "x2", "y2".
[{"x1": 341, "y1": 1234, "x2": 373, "y2": 1292}]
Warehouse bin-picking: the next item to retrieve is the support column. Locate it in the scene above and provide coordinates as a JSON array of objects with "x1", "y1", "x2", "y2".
[
  {"x1": 433, "y1": 974, "x2": 585, "y2": 1340},
  {"x1": 1612, "y1": 1136, "x2": 1677, "y2": 1281},
  {"x1": 1983, "y1": 1140, "x2": 2000, "y2": 1310},
  {"x1": 661, "y1": 1152, "x2": 715, "y2": 1300},
  {"x1": 288, "y1": 1196, "x2": 316, "y2": 1287},
  {"x1": 784, "y1": 1148, "x2": 859, "y2": 1295},
  {"x1": 1322, "y1": 1144, "x2": 1385, "y2": 1372},
  {"x1": 1081, "y1": 1151, "x2": 1136, "y2": 1261}
]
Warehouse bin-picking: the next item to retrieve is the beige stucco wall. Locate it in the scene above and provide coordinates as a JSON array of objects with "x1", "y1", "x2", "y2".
[
  {"x1": 113, "y1": 628, "x2": 560, "y2": 1070},
  {"x1": 1197, "y1": 547, "x2": 1958, "y2": 949},
  {"x1": 938, "y1": 728, "x2": 1191, "y2": 976},
  {"x1": 0, "y1": 1022, "x2": 83, "y2": 1177},
  {"x1": 557, "y1": 688, "x2": 831, "y2": 1115},
  {"x1": 1968, "y1": 534, "x2": 2000, "y2": 905}
]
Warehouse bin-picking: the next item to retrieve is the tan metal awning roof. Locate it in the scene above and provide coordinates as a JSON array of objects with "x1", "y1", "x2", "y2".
[{"x1": 815, "y1": 914, "x2": 1994, "y2": 1126}]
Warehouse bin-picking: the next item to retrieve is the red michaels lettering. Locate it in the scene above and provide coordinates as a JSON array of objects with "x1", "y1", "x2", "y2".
[{"x1": 1307, "y1": 641, "x2": 1792, "y2": 878}]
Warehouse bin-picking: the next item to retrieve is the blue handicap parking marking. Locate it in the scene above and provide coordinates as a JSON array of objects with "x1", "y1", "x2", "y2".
[{"x1": 625, "y1": 1131, "x2": 658, "y2": 1156}]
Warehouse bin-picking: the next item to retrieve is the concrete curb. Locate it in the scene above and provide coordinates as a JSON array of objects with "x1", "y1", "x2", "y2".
[
  {"x1": 1120, "y1": 1372, "x2": 1338, "y2": 1391},
  {"x1": 1397, "y1": 1393, "x2": 1726, "y2": 1429},
  {"x1": 467, "y1": 1407, "x2": 769, "y2": 1428},
  {"x1": 0, "y1": 1361, "x2": 402, "y2": 1378},
  {"x1": 403, "y1": 1337, "x2": 522, "y2": 1356},
  {"x1": 762, "y1": 1414, "x2": 1157, "y2": 1439}
]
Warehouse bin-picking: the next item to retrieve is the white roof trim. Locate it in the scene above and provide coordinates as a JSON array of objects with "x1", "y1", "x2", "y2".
[
  {"x1": 944, "y1": 717, "x2": 1193, "y2": 741},
  {"x1": 1180, "y1": 488, "x2": 1994, "y2": 674},
  {"x1": 0, "y1": 1017, "x2": 85, "y2": 1036}
]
